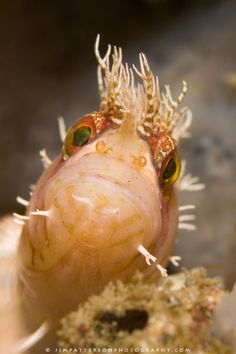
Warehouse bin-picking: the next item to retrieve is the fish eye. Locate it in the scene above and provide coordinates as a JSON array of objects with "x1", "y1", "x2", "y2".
[
  {"x1": 62, "y1": 115, "x2": 96, "y2": 159},
  {"x1": 73, "y1": 126, "x2": 91, "y2": 147},
  {"x1": 160, "y1": 153, "x2": 181, "y2": 189},
  {"x1": 163, "y1": 158, "x2": 176, "y2": 180}
]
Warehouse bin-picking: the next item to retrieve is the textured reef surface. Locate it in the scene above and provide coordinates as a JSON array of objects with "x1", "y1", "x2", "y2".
[{"x1": 58, "y1": 268, "x2": 233, "y2": 353}]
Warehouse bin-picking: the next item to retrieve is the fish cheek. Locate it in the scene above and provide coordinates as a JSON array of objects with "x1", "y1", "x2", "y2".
[{"x1": 157, "y1": 187, "x2": 178, "y2": 264}]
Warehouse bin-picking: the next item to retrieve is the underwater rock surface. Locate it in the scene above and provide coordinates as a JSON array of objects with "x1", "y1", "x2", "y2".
[{"x1": 58, "y1": 268, "x2": 232, "y2": 353}]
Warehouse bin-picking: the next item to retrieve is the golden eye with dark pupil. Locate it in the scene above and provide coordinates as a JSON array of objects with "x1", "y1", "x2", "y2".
[
  {"x1": 163, "y1": 158, "x2": 177, "y2": 180},
  {"x1": 160, "y1": 153, "x2": 181, "y2": 189},
  {"x1": 73, "y1": 126, "x2": 91, "y2": 147}
]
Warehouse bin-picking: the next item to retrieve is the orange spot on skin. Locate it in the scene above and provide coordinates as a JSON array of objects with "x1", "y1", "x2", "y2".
[
  {"x1": 96, "y1": 140, "x2": 112, "y2": 154},
  {"x1": 131, "y1": 155, "x2": 147, "y2": 169}
]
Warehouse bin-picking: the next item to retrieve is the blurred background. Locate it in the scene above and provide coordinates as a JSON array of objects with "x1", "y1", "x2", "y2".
[{"x1": 0, "y1": 0, "x2": 235, "y2": 287}]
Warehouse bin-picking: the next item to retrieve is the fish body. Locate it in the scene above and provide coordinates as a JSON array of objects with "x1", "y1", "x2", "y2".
[{"x1": 1, "y1": 36, "x2": 195, "y2": 350}]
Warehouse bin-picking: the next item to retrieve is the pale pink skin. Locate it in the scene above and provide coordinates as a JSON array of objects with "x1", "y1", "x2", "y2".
[{"x1": 18, "y1": 119, "x2": 179, "y2": 331}]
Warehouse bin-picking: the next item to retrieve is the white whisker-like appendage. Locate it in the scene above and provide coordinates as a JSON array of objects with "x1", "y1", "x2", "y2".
[
  {"x1": 179, "y1": 215, "x2": 196, "y2": 222},
  {"x1": 16, "y1": 196, "x2": 29, "y2": 208},
  {"x1": 178, "y1": 223, "x2": 197, "y2": 231},
  {"x1": 39, "y1": 149, "x2": 52, "y2": 169},
  {"x1": 156, "y1": 264, "x2": 168, "y2": 278},
  {"x1": 13, "y1": 213, "x2": 29, "y2": 221},
  {"x1": 169, "y1": 256, "x2": 182, "y2": 267},
  {"x1": 178, "y1": 160, "x2": 205, "y2": 192},
  {"x1": 137, "y1": 245, "x2": 157, "y2": 265},
  {"x1": 179, "y1": 205, "x2": 195, "y2": 211},
  {"x1": 13, "y1": 212, "x2": 29, "y2": 225},
  {"x1": 137, "y1": 245, "x2": 169, "y2": 278},
  {"x1": 30, "y1": 210, "x2": 50, "y2": 217},
  {"x1": 179, "y1": 174, "x2": 205, "y2": 192},
  {"x1": 58, "y1": 116, "x2": 67, "y2": 143}
]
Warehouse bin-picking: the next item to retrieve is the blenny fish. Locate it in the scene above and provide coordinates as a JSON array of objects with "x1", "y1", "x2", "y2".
[{"x1": 0, "y1": 36, "x2": 204, "y2": 352}]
